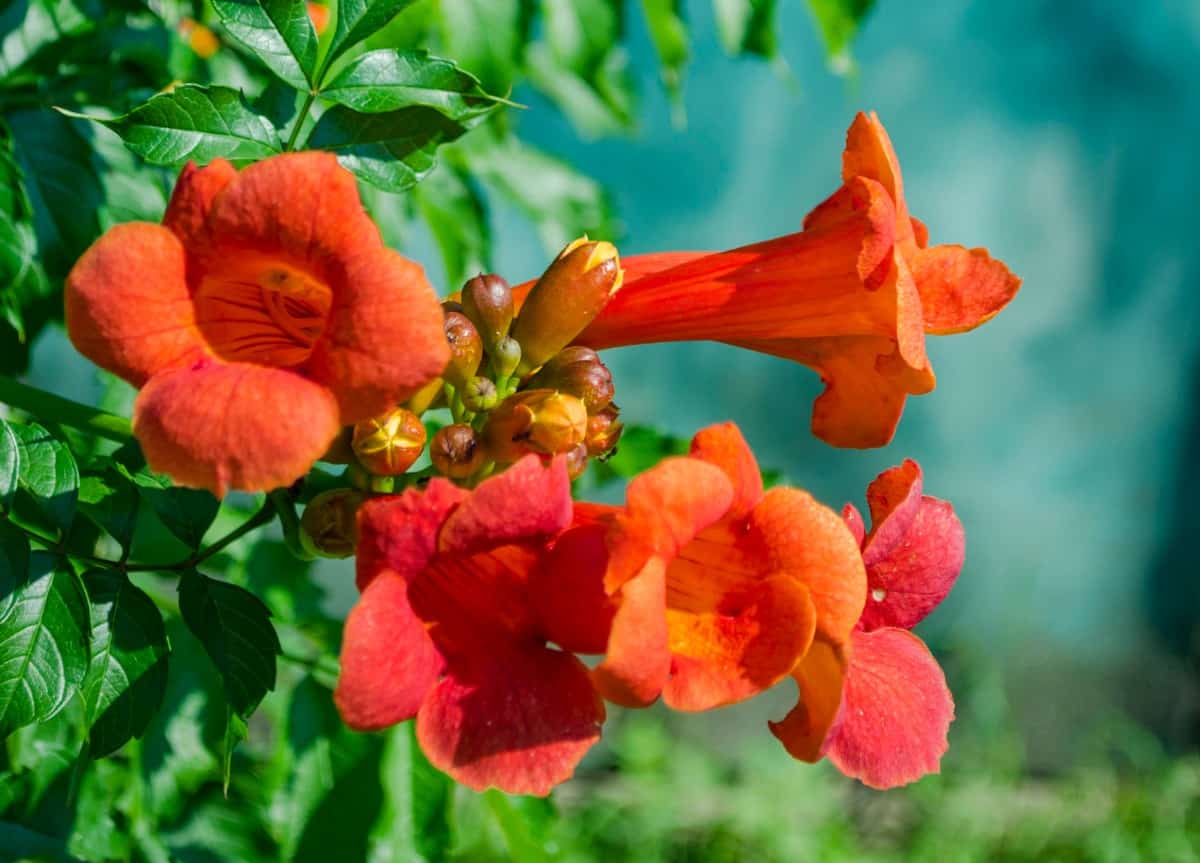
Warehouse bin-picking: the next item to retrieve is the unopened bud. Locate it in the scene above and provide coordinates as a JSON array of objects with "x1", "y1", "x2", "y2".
[
  {"x1": 442, "y1": 299, "x2": 465, "y2": 315},
  {"x1": 443, "y1": 312, "x2": 482, "y2": 388},
  {"x1": 406, "y1": 376, "x2": 444, "y2": 415},
  {"x1": 586, "y1": 405, "x2": 623, "y2": 456},
  {"x1": 462, "y1": 273, "x2": 514, "y2": 350},
  {"x1": 320, "y1": 427, "x2": 355, "y2": 464},
  {"x1": 511, "y1": 237, "x2": 623, "y2": 375},
  {"x1": 300, "y1": 489, "x2": 365, "y2": 558},
  {"x1": 430, "y1": 424, "x2": 486, "y2": 479},
  {"x1": 489, "y1": 335, "x2": 522, "y2": 379},
  {"x1": 351, "y1": 407, "x2": 427, "y2": 476},
  {"x1": 564, "y1": 443, "x2": 589, "y2": 481},
  {"x1": 484, "y1": 389, "x2": 588, "y2": 462},
  {"x1": 461, "y1": 376, "x2": 498, "y2": 412},
  {"x1": 526, "y1": 346, "x2": 615, "y2": 413}
]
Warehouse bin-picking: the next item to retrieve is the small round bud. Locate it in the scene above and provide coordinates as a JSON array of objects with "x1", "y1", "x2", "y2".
[
  {"x1": 443, "y1": 312, "x2": 483, "y2": 388},
  {"x1": 461, "y1": 376, "x2": 498, "y2": 412},
  {"x1": 430, "y1": 424, "x2": 485, "y2": 479},
  {"x1": 526, "y1": 346, "x2": 615, "y2": 413},
  {"x1": 405, "y1": 376, "x2": 445, "y2": 415},
  {"x1": 299, "y1": 488, "x2": 365, "y2": 558},
  {"x1": 511, "y1": 237, "x2": 623, "y2": 375},
  {"x1": 586, "y1": 405, "x2": 623, "y2": 456},
  {"x1": 462, "y1": 273, "x2": 514, "y2": 350},
  {"x1": 484, "y1": 390, "x2": 587, "y2": 462},
  {"x1": 320, "y1": 427, "x2": 355, "y2": 464},
  {"x1": 489, "y1": 335, "x2": 522, "y2": 379},
  {"x1": 564, "y1": 442, "x2": 589, "y2": 481},
  {"x1": 351, "y1": 407, "x2": 427, "y2": 476}
]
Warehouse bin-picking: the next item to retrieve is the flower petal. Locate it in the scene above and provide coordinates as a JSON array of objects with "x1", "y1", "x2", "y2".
[
  {"x1": 592, "y1": 557, "x2": 671, "y2": 708},
  {"x1": 824, "y1": 627, "x2": 954, "y2": 789},
  {"x1": 911, "y1": 244, "x2": 1022, "y2": 336},
  {"x1": 860, "y1": 496, "x2": 965, "y2": 631},
  {"x1": 842, "y1": 503, "x2": 866, "y2": 546},
  {"x1": 768, "y1": 637, "x2": 848, "y2": 762},
  {"x1": 416, "y1": 644, "x2": 604, "y2": 796},
  {"x1": 532, "y1": 523, "x2": 616, "y2": 655},
  {"x1": 335, "y1": 570, "x2": 444, "y2": 730},
  {"x1": 842, "y1": 112, "x2": 905, "y2": 211},
  {"x1": 663, "y1": 574, "x2": 815, "y2": 711},
  {"x1": 862, "y1": 459, "x2": 924, "y2": 565},
  {"x1": 438, "y1": 455, "x2": 573, "y2": 557},
  {"x1": 355, "y1": 480, "x2": 468, "y2": 591},
  {"x1": 65, "y1": 223, "x2": 206, "y2": 385},
  {"x1": 132, "y1": 360, "x2": 340, "y2": 496},
  {"x1": 688, "y1": 422, "x2": 763, "y2": 519},
  {"x1": 162, "y1": 159, "x2": 237, "y2": 250},
  {"x1": 745, "y1": 487, "x2": 866, "y2": 645}
]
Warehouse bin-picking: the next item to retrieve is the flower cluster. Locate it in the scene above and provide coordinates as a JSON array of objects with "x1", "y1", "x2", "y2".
[{"x1": 66, "y1": 112, "x2": 1017, "y2": 795}]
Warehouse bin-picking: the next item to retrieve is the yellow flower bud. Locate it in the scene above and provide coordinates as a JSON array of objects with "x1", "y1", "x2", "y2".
[
  {"x1": 351, "y1": 407, "x2": 427, "y2": 476},
  {"x1": 483, "y1": 389, "x2": 588, "y2": 462}
]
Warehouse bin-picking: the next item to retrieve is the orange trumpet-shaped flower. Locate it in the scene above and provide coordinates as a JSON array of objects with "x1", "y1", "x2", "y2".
[
  {"x1": 335, "y1": 456, "x2": 605, "y2": 795},
  {"x1": 769, "y1": 460, "x2": 963, "y2": 788},
  {"x1": 569, "y1": 112, "x2": 1021, "y2": 448},
  {"x1": 65, "y1": 153, "x2": 448, "y2": 495},
  {"x1": 535, "y1": 422, "x2": 865, "y2": 711}
]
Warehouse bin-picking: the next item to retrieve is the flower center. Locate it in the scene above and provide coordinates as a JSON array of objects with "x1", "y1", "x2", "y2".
[{"x1": 194, "y1": 257, "x2": 332, "y2": 367}]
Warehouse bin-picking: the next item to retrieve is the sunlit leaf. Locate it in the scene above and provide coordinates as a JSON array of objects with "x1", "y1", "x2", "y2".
[
  {"x1": 77, "y1": 465, "x2": 139, "y2": 552},
  {"x1": 436, "y1": 0, "x2": 528, "y2": 95},
  {"x1": 322, "y1": 48, "x2": 499, "y2": 120},
  {"x1": 120, "y1": 465, "x2": 219, "y2": 550},
  {"x1": 71, "y1": 84, "x2": 282, "y2": 166},
  {"x1": 213, "y1": 0, "x2": 319, "y2": 88},
  {"x1": 0, "y1": 549, "x2": 90, "y2": 735},
  {"x1": 806, "y1": 0, "x2": 875, "y2": 65},
  {"x1": 415, "y1": 160, "x2": 489, "y2": 290},
  {"x1": 640, "y1": 0, "x2": 689, "y2": 98},
  {"x1": 0, "y1": 418, "x2": 19, "y2": 513},
  {"x1": 81, "y1": 569, "x2": 169, "y2": 757},
  {"x1": 326, "y1": 0, "x2": 418, "y2": 70},
  {"x1": 485, "y1": 790, "x2": 559, "y2": 863},
  {"x1": 307, "y1": 105, "x2": 471, "y2": 192},
  {"x1": 712, "y1": 0, "x2": 777, "y2": 58},
  {"x1": 0, "y1": 0, "x2": 96, "y2": 79},
  {"x1": 12, "y1": 422, "x2": 79, "y2": 535}
]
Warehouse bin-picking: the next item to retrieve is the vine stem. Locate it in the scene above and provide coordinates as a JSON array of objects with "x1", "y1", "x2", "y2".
[
  {"x1": 285, "y1": 90, "x2": 319, "y2": 151},
  {"x1": 0, "y1": 375, "x2": 132, "y2": 443}
]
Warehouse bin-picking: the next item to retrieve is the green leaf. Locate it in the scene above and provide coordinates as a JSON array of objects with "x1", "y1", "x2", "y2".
[
  {"x1": 368, "y1": 722, "x2": 452, "y2": 862},
  {"x1": 81, "y1": 569, "x2": 169, "y2": 757},
  {"x1": 326, "y1": 0, "x2": 418, "y2": 69},
  {"x1": 77, "y1": 466, "x2": 139, "y2": 552},
  {"x1": 74, "y1": 84, "x2": 282, "y2": 167},
  {"x1": 640, "y1": 0, "x2": 689, "y2": 98},
  {"x1": 12, "y1": 422, "x2": 79, "y2": 534},
  {"x1": 712, "y1": 0, "x2": 777, "y2": 58},
  {"x1": 805, "y1": 0, "x2": 875, "y2": 65},
  {"x1": 0, "y1": 0, "x2": 96, "y2": 79},
  {"x1": 484, "y1": 791, "x2": 559, "y2": 863},
  {"x1": 323, "y1": 48, "x2": 500, "y2": 120},
  {"x1": 589, "y1": 425, "x2": 687, "y2": 484},
  {"x1": 0, "y1": 209, "x2": 49, "y2": 342},
  {"x1": 0, "y1": 819, "x2": 82, "y2": 863},
  {"x1": 437, "y1": 0, "x2": 529, "y2": 95},
  {"x1": 125, "y1": 469, "x2": 219, "y2": 550},
  {"x1": 213, "y1": 0, "x2": 319, "y2": 89},
  {"x1": 0, "y1": 419, "x2": 19, "y2": 513},
  {"x1": 307, "y1": 105, "x2": 471, "y2": 192},
  {"x1": 415, "y1": 160, "x2": 489, "y2": 290},
  {"x1": 0, "y1": 550, "x2": 91, "y2": 735}
]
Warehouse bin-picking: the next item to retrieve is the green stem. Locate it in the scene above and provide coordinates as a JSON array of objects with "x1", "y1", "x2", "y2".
[
  {"x1": 285, "y1": 90, "x2": 319, "y2": 151},
  {"x1": 0, "y1": 375, "x2": 132, "y2": 444}
]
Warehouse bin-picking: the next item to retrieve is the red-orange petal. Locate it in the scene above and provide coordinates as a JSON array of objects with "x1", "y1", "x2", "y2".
[
  {"x1": 162, "y1": 159, "x2": 236, "y2": 250},
  {"x1": 65, "y1": 223, "x2": 207, "y2": 386},
  {"x1": 592, "y1": 557, "x2": 671, "y2": 708},
  {"x1": 132, "y1": 360, "x2": 340, "y2": 496},
  {"x1": 438, "y1": 455, "x2": 572, "y2": 557},
  {"x1": 335, "y1": 570, "x2": 444, "y2": 730},
  {"x1": 416, "y1": 644, "x2": 604, "y2": 796},
  {"x1": 663, "y1": 575, "x2": 815, "y2": 711},
  {"x1": 745, "y1": 487, "x2": 866, "y2": 646},
  {"x1": 911, "y1": 244, "x2": 1022, "y2": 335},
  {"x1": 824, "y1": 627, "x2": 953, "y2": 789},
  {"x1": 768, "y1": 637, "x2": 848, "y2": 762},
  {"x1": 862, "y1": 459, "x2": 924, "y2": 564},
  {"x1": 532, "y1": 523, "x2": 616, "y2": 655},
  {"x1": 688, "y1": 422, "x2": 763, "y2": 519},
  {"x1": 355, "y1": 480, "x2": 468, "y2": 591}
]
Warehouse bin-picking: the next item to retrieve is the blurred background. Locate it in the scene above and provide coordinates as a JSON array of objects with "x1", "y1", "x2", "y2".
[{"x1": 14, "y1": 0, "x2": 1200, "y2": 859}]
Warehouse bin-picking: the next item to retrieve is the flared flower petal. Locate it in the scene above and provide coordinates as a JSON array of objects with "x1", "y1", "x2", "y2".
[
  {"x1": 65, "y1": 223, "x2": 206, "y2": 385},
  {"x1": 688, "y1": 422, "x2": 763, "y2": 518},
  {"x1": 823, "y1": 627, "x2": 953, "y2": 789},
  {"x1": 132, "y1": 361, "x2": 340, "y2": 497},
  {"x1": 416, "y1": 645, "x2": 604, "y2": 796},
  {"x1": 162, "y1": 159, "x2": 236, "y2": 249},
  {"x1": 768, "y1": 638, "x2": 848, "y2": 762},
  {"x1": 335, "y1": 570, "x2": 445, "y2": 730},
  {"x1": 591, "y1": 556, "x2": 670, "y2": 708},
  {"x1": 355, "y1": 480, "x2": 468, "y2": 590},
  {"x1": 532, "y1": 523, "x2": 615, "y2": 656},
  {"x1": 910, "y1": 244, "x2": 1022, "y2": 335}
]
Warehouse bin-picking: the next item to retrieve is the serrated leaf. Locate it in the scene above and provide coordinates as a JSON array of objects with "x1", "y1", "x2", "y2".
[
  {"x1": 437, "y1": 0, "x2": 528, "y2": 95},
  {"x1": 806, "y1": 0, "x2": 875, "y2": 64},
  {"x1": 640, "y1": 0, "x2": 689, "y2": 97},
  {"x1": 213, "y1": 0, "x2": 319, "y2": 89},
  {"x1": 323, "y1": 48, "x2": 499, "y2": 121},
  {"x1": 12, "y1": 422, "x2": 79, "y2": 534},
  {"x1": 0, "y1": 419, "x2": 19, "y2": 512},
  {"x1": 0, "y1": 550, "x2": 90, "y2": 735},
  {"x1": 78, "y1": 466, "x2": 139, "y2": 552},
  {"x1": 81, "y1": 569, "x2": 168, "y2": 757},
  {"x1": 415, "y1": 161, "x2": 489, "y2": 290},
  {"x1": 125, "y1": 470, "x2": 219, "y2": 550},
  {"x1": 78, "y1": 84, "x2": 282, "y2": 166},
  {"x1": 369, "y1": 721, "x2": 452, "y2": 863},
  {"x1": 307, "y1": 105, "x2": 470, "y2": 192},
  {"x1": 326, "y1": 0, "x2": 418, "y2": 69},
  {"x1": 712, "y1": 0, "x2": 777, "y2": 58},
  {"x1": 178, "y1": 570, "x2": 279, "y2": 732}
]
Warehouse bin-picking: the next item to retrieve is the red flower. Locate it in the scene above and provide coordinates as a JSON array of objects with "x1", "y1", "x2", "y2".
[
  {"x1": 568, "y1": 112, "x2": 1021, "y2": 448},
  {"x1": 536, "y1": 422, "x2": 866, "y2": 712},
  {"x1": 334, "y1": 456, "x2": 605, "y2": 796},
  {"x1": 65, "y1": 154, "x2": 448, "y2": 495},
  {"x1": 770, "y1": 459, "x2": 963, "y2": 788}
]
